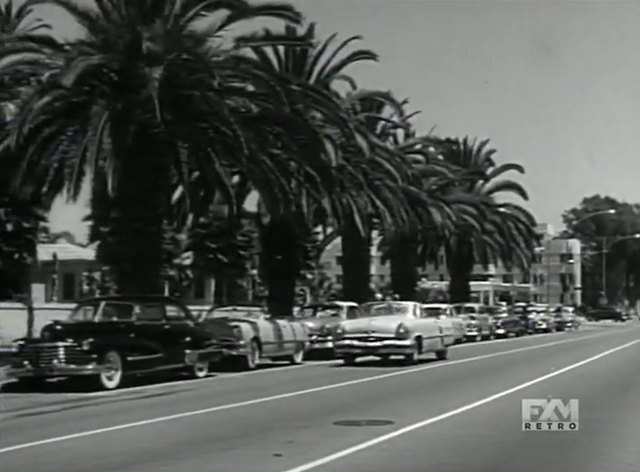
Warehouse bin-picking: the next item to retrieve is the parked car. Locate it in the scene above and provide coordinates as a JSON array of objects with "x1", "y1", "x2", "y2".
[
  {"x1": 491, "y1": 311, "x2": 528, "y2": 338},
  {"x1": 334, "y1": 301, "x2": 455, "y2": 365},
  {"x1": 7, "y1": 296, "x2": 223, "y2": 390},
  {"x1": 422, "y1": 303, "x2": 465, "y2": 344},
  {"x1": 553, "y1": 306, "x2": 580, "y2": 331},
  {"x1": 200, "y1": 305, "x2": 309, "y2": 370},
  {"x1": 586, "y1": 306, "x2": 626, "y2": 322},
  {"x1": 296, "y1": 301, "x2": 360, "y2": 356},
  {"x1": 452, "y1": 303, "x2": 494, "y2": 341}
]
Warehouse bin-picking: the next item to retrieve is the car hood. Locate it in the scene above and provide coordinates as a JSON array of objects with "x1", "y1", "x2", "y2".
[
  {"x1": 340, "y1": 315, "x2": 408, "y2": 334},
  {"x1": 34, "y1": 320, "x2": 130, "y2": 342},
  {"x1": 300, "y1": 318, "x2": 341, "y2": 332}
]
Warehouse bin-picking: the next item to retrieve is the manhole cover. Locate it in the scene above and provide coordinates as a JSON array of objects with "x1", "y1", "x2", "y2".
[{"x1": 333, "y1": 419, "x2": 396, "y2": 427}]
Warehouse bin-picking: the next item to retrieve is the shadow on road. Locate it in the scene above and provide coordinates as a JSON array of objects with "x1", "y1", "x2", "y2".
[{"x1": 331, "y1": 357, "x2": 439, "y2": 368}]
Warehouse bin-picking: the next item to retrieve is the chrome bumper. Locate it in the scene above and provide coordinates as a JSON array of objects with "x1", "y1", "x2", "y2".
[
  {"x1": 335, "y1": 338, "x2": 413, "y2": 356},
  {"x1": 8, "y1": 362, "x2": 105, "y2": 378},
  {"x1": 184, "y1": 347, "x2": 223, "y2": 365},
  {"x1": 308, "y1": 335, "x2": 334, "y2": 350}
]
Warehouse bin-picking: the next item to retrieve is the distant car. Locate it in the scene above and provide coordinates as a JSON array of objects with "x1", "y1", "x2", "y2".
[
  {"x1": 586, "y1": 306, "x2": 625, "y2": 322},
  {"x1": 491, "y1": 311, "x2": 528, "y2": 338},
  {"x1": 7, "y1": 296, "x2": 223, "y2": 390},
  {"x1": 452, "y1": 303, "x2": 494, "y2": 342},
  {"x1": 422, "y1": 303, "x2": 465, "y2": 343},
  {"x1": 200, "y1": 306, "x2": 309, "y2": 370},
  {"x1": 297, "y1": 301, "x2": 360, "y2": 355},
  {"x1": 553, "y1": 306, "x2": 580, "y2": 331},
  {"x1": 334, "y1": 301, "x2": 455, "y2": 365}
]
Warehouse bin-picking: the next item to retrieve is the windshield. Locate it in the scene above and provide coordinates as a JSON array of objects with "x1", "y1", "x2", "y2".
[
  {"x1": 299, "y1": 305, "x2": 343, "y2": 319},
  {"x1": 423, "y1": 307, "x2": 447, "y2": 318},
  {"x1": 459, "y1": 306, "x2": 480, "y2": 314},
  {"x1": 68, "y1": 303, "x2": 101, "y2": 322},
  {"x1": 487, "y1": 306, "x2": 507, "y2": 315},
  {"x1": 361, "y1": 302, "x2": 413, "y2": 318}
]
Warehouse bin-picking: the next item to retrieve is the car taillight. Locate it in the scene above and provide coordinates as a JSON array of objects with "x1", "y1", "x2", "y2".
[{"x1": 395, "y1": 323, "x2": 410, "y2": 339}]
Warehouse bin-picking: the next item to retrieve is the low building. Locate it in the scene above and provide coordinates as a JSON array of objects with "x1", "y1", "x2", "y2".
[
  {"x1": 318, "y1": 223, "x2": 582, "y2": 305},
  {"x1": 31, "y1": 242, "x2": 100, "y2": 303}
]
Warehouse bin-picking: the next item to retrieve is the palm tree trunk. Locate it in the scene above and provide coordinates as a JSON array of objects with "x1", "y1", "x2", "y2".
[
  {"x1": 447, "y1": 239, "x2": 474, "y2": 303},
  {"x1": 99, "y1": 124, "x2": 171, "y2": 294},
  {"x1": 259, "y1": 215, "x2": 299, "y2": 317},
  {"x1": 389, "y1": 235, "x2": 419, "y2": 300},
  {"x1": 341, "y1": 217, "x2": 371, "y2": 303}
]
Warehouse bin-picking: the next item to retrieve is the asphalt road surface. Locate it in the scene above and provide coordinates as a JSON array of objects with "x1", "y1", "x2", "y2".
[{"x1": 1, "y1": 321, "x2": 639, "y2": 472}]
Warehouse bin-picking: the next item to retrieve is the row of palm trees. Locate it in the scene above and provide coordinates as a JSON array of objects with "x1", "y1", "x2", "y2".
[{"x1": 0, "y1": 0, "x2": 538, "y2": 316}]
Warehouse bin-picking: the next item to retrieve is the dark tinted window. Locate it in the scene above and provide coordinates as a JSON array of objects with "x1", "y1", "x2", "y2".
[
  {"x1": 101, "y1": 302, "x2": 134, "y2": 321},
  {"x1": 166, "y1": 304, "x2": 189, "y2": 321},
  {"x1": 139, "y1": 304, "x2": 165, "y2": 321}
]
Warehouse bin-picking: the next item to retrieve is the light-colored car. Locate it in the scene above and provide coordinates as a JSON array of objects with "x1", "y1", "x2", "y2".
[
  {"x1": 199, "y1": 306, "x2": 308, "y2": 370},
  {"x1": 452, "y1": 303, "x2": 494, "y2": 341},
  {"x1": 422, "y1": 303, "x2": 465, "y2": 344},
  {"x1": 297, "y1": 301, "x2": 360, "y2": 355},
  {"x1": 334, "y1": 301, "x2": 456, "y2": 365}
]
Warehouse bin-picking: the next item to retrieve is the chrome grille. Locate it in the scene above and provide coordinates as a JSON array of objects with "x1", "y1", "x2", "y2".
[{"x1": 15, "y1": 343, "x2": 93, "y2": 367}]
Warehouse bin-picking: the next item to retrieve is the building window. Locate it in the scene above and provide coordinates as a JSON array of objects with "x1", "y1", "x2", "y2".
[
  {"x1": 336, "y1": 256, "x2": 343, "y2": 266},
  {"x1": 522, "y1": 273, "x2": 530, "y2": 284},
  {"x1": 503, "y1": 274, "x2": 513, "y2": 284},
  {"x1": 336, "y1": 274, "x2": 343, "y2": 284}
]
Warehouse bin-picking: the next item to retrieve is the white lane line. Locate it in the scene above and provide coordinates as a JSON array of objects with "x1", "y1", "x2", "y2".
[
  {"x1": 0, "y1": 330, "x2": 618, "y2": 454},
  {"x1": 282, "y1": 338, "x2": 640, "y2": 472}
]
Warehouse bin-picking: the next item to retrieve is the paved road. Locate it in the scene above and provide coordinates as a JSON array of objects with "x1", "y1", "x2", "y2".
[{"x1": 1, "y1": 322, "x2": 639, "y2": 472}]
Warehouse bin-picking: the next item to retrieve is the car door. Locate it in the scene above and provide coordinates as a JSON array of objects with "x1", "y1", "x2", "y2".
[
  {"x1": 132, "y1": 302, "x2": 171, "y2": 370},
  {"x1": 164, "y1": 303, "x2": 204, "y2": 364}
]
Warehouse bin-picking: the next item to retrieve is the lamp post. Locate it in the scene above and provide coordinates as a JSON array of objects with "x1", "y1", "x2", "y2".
[
  {"x1": 568, "y1": 208, "x2": 616, "y2": 306},
  {"x1": 599, "y1": 233, "x2": 640, "y2": 305}
]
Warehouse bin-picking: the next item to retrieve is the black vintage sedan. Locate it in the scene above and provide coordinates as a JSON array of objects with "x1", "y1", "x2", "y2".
[
  {"x1": 586, "y1": 306, "x2": 626, "y2": 322},
  {"x1": 8, "y1": 296, "x2": 223, "y2": 390}
]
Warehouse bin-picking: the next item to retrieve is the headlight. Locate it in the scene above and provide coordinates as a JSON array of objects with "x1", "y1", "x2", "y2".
[
  {"x1": 80, "y1": 338, "x2": 94, "y2": 350},
  {"x1": 232, "y1": 326, "x2": 243, "y2": 339},
  {"x1": 395, "y1": 323, "x2": 410, "y2": 339},
  {"x1": 334, "y1": 325, "x2": 344, "y2": 339},
  {"x1": 320, "y1": 325, "x2": 332, "y2": 336}
]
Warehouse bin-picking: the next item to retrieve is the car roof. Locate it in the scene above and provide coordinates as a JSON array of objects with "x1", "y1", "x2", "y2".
[
  {"x1": 422, "y1": 303, "x2": 450, "y2": 308},
  {"x1": 303, "y1": 301, "x2": 357, "y2": 308}
]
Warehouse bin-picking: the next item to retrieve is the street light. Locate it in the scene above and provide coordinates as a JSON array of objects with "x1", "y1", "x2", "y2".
[
  {"x1": 599, "y1": 233, "x2": 640, "y2": 304},
  {"x1": 571, "y1": 209, "x2": 616, "y2": 229}
]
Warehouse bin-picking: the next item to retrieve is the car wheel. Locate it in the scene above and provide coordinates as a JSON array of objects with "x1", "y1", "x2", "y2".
[
  {"x1": 475, "y1": 333, "x2": 482, "y2": 342},
  {"x1": 240, "y1": 340, "x2": 260, "y2": 371},
  {"x1": 343, "y1": 355, "x2": 357, "y2": 365},
  {"x1": 289, "y1": 343, "x2": 305, "y2": 365},
  {"x1": 435, "y1": 347, "x2": 448, "y2": 361},
  {"x1": 404, "y1": 339, "x2": 420, "y2": 365},
  {"x1": 190, "y1": 360, "x2": 210, "y2": 379},
  {"x1": 98, "y1": 350, "x2": 124, "y2": 390}
]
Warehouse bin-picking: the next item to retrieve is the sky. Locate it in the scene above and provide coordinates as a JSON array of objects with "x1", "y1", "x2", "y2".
[{"x1": 48, "y1": 0, "x2": 640, "y2": 242}]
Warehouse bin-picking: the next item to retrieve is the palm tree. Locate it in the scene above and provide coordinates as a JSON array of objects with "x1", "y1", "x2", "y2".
[
  {"x1": 439, "y1": 137, "x2": 538, "y2": 303},
  {"x1": 253, "y1": 26, "x2": 426, "y2": 304},
  {"x1": 0, "y1": 0, "x2": 53, "y2": 301},
  {"x1": 1, "y1": 0, "x2": 339, "y2": 296}
]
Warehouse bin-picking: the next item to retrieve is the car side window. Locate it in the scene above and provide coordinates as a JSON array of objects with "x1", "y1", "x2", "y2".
[
  {"x1": 166, "y1": 304, "x2": 189, "y2": 322},
  {"x1": 346, "y1": 307, "x2": 359, "y2": 320},
  {"x1": 101, "y1": 302, "x2": 134, "y2": 321},
  {"x1": 138, "y1": 304, "x2": 165, "y2": 322}
]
